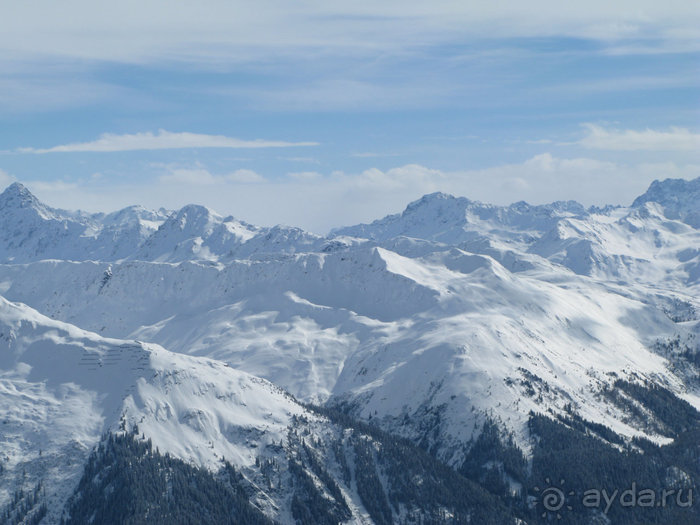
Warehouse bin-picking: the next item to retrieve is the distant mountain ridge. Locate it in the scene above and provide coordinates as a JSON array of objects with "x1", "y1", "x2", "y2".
[
  {"x1": 0, "y1": 182, "x2": 323, "y2": 263},
  {"x1": 1, "y1": 177, "x2": 698, "y2": 266},
  {"x1": 333, "y1": 191, "x2": 590, "y2": 244}
]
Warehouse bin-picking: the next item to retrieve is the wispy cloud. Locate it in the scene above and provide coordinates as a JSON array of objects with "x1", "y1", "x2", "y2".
[
  {"x1": 230, "y1": 78, "x2": 457, "y2": 112},
  {"x1": 523, "y1": 139, "x2": 553, "y2": 145},
  {"x1": 16, "y1": 130, "x2": 318, "y2": 154},
  {"x1": 0, "y1": 72, "x2": 134, "y2": 114},
  {"x1": 579, "y1": 124, "x2": 700, "y2": 151},
  {"x1": 1, "y1": 2, "x2": 698, "y2": 65}
]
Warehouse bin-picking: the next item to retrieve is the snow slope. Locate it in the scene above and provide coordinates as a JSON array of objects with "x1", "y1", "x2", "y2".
[{"x1": 0, "y1": 296, "x2": 313, "y2": 522}]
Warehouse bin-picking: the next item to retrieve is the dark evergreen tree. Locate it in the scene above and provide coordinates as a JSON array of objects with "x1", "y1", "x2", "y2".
[{"x1": 62, "y1": 431, "x2": 273, "y2": 525}]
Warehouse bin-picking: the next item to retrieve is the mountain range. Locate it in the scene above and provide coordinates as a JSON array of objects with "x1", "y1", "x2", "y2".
[{"x1": 0, "y1": 178, "x2": 698, "y2": 523}]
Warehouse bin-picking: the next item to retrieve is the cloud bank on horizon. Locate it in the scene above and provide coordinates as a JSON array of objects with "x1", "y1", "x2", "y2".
[
  {"x1": 3, "y1": 154, "x2": 698, "y2": 234},
  {"x1": 0, "y1": 1, "x2": 698, "y2": 231}
]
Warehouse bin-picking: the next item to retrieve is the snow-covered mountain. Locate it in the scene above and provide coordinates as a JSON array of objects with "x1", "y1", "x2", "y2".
[
  {"x1": 0, "y1": 295, "x2": 310, "y2": 521},
  {"x1": 0, "y1": 295, "x2": 520, "y2": 524},
  {"x1": 0, "y1": 182, "x2": 171, "y2": 263},
  {"x1": 0, "y1": 178, "x2": 699, "y2": 522}
]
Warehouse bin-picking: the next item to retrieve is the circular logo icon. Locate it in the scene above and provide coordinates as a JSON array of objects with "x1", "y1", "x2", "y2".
[{"x1": 534, "y1": 478, "x2": 575, "y2": 519}]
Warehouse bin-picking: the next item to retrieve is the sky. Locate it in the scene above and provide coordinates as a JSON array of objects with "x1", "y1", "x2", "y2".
[{"x1": 1, "y1": 1, "x2": 699, "y2": 233}]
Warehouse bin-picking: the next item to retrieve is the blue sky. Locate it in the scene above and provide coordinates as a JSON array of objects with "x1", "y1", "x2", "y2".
[{"x1": 1, "y1": 1, "x2": 699, "y2": 232}]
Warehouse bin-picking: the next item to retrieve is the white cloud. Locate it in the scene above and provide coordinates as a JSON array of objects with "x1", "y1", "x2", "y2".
[
  {"x1": 579, "y1": 124, "x2": 700, "y2": 151},
  {"x1": 158, "y1": 168, "x2": 220, "y2": 185},
  {"x1": 17, "y1": 130, "x2": 318, "y2": 154},
  {"x1": 226, "y1": 169, "x2": 266, "y2": 183},
  {"x1": 158, "y1": 167, "x2": 265, "y2": 185},
  {"x1": 0, "y1": 169, "x2": 16, "y2": 186},
  {"x1": 0, "y1": 1, "x2": 697, "y2": 65},
  {"x1": 20, "y1": 155, "x2": 699, "y2": 233}
]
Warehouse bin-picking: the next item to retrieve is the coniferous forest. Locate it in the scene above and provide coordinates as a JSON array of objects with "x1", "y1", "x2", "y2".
[{"x1": 28, "y1": 380, "x2": 697, "y2": 524}]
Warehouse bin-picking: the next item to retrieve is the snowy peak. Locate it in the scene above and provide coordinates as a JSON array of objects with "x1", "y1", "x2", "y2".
[
  {"x1": 632, "y1": 177, "x2": 700, "y2": 228},
  {"x1": 136, "y1": 204, "x2": 266, "y2": 262},
  {"x1": 402, "y1": 191, "x2": 470, "y2": 215},
  {"x1": 0, "y1": 182, "x2": 36, "y2": 205},
  {"x1": 170, "y1": 204, "x2": 220, "y2": 232},
  {"x1": 234, "y1": 224, "x2": 323, "y2": 259},
  {"x1": 334, "y1": 190, "x2": 589, "y2": 247},
  {"x1": 0, "y1": 182, "x2": 39, "y2": 207},
  {"x1": 101, "y1": 204, "x2": 170, "y2": 228},
  {"x1": 334, "y1": 192, "x2": 471, "y2": 242},
  {"x1": 135, "y1": 205, "x2": 223, "y2": 262},
  {"x1": 633, "y1": 177, "x2": 700, "y2": 208},
  {"x1": 0, "y1": 182, "x2": 60, "y2": 221},
  {"x1": 0, "y1": 183, "x2": 97, "y2": 262}
]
